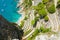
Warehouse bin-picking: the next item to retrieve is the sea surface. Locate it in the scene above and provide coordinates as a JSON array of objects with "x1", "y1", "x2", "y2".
[{"x1": 0, "y1": 0, "x2": 22, "y2": 22}]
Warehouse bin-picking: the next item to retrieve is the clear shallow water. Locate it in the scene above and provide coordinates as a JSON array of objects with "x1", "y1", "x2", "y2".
[{"x1": 0, "y1": 0, "x2": 22, "y2": 22}]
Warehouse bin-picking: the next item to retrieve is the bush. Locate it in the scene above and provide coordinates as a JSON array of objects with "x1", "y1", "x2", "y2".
[
  {"x1": 57, "y1": 0, "x2": 60, "y2": 8},
  {"x1": 31, "y1": 20, "x2": 35, "y2": 25},
  {"x1": 35, "y1": 16, "x2": 39, "y2": 21},
  {"x1": 33, "y1": 3, "x2": 45, "y2": 11},
  {"x1": 27, "y1": 37, "x2": 32, "y2": 40},
  {"x1": 47, "y1": 4, "x2": 56, "y2": 13},
  {"x1": 33, "y1": 3, "x2": 47, "y2": 18},
  {"x1": 24, "y1": 30, "x2": 31, "y2": 36},
  {"x1": 38, "y1": 3, "x2": 45, "y2": 9},
  {"x1": 27, "y1": 29, "x2": 39, "y2": 40},
  {"x1": 45, "y1": 28, "x2": 51, "y2": 32},
  {"x1": 43, "y1": 0, "x2": 49, "y2": 4},
  {"x1": 40, "y1": 26, "x2": 45, "y2": 32},
  {"x1": 19, "y1": 20, "x2": 24, "y2": 28},
  {"x1": 38, "y1": 9, "x2": 47, "y2": 18},
  {"x1": 32, "y1": 29, "x2": 39, "y2": 37},
  {"x1": 27, "y1": 27, "x2": 51, "y2": 40},
  {"x1": 24, "y1": 16, "x2": 28, "y2": 20},
  {"x1": 40, "y1": 26, "x2": 51, "y2": 33},
  {"x1": 44, "y1": 16, "x2": 49, "y2": 22}
]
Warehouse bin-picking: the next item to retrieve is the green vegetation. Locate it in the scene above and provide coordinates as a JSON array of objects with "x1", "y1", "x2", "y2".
[
  {"x1": 57, "y1": 0, "x2": 60, "y2": 8},
  {"x1": 33, "y1": 3, "x2": 45, "y2": 10},
  {"x1": 38, "y1": 8, "x2": 47, "y2": 18},
  {"x1": 24, "y1": 15, "x2": 28, "y2": 20},
  {"x1": 47, "y1": 4, "x2": 56, "y2": 13},
  {"x1": 32, "y1": 29, "x2": 39, "y2": 37},
  {"x1": 31, "y1": 2, "x2": 49, "y2": 27},
  {"x1": 22, "y1": 0, "x2": 32, "y2": 8},
  {"x1": 27, "y1": 37, "x2": 32, "y2": 40},
  {"x1": 19, "y1": 0, "x2": 59, "y2": 40},
  {"x1": 44, "y1": 16, "x2": 49, "y2": 21},
  {"x1": 31, "y1": 16, "x2": 39, "y2": 27},
  {"x1": 27, "y1": 26, "x2": 51, "y2": 40},
  {"x1": 31, "y1": 20, "x2": 35, "y2": 25},
  {"x1": 40, "y1": 26, "x2": 51, "y2": 33},
  {"x1": 35, "y1": 16, "x2": 39, "y2": 21},
  {"x1": 19, "y1": 20, "x2": 25, "y2": 28},
  {"x1": 58, "y1": 0, "x2": 60, "y2": 2},
  {"x1": 42, "y1": 0, "x2": 49, "y2": 4},
  {"x1": 24, "y1": 30, "x2": 31, "y2": 36},
  {"x1": 27, "y1": 29, "x2": 39, "y2": 40},
  {"x1": 33, "y1": 3, "x2": 47, "y2": 18},
  {"x1": 21, "y1": 0, "x2": 32, "y2": 12}
]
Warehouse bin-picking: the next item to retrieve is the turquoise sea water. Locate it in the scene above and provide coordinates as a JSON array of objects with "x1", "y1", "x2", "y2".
[{"x1": 0, "y1": 0, "x2": 22, "y2": 22}]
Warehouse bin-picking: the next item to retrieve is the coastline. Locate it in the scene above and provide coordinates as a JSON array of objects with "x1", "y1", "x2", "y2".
[
  {"x1": 16, "y1": 0, "x2": 24, "y2": 25},
  {"x1": 16, "y1": 12, "x2": 25, "y2": 25}
]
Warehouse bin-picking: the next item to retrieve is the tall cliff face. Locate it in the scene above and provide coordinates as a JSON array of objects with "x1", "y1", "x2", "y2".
[{"x1": 0, "y1": 15, "x2": 23, "y2": 40}]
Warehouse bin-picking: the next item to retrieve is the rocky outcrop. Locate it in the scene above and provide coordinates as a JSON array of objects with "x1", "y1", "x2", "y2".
[{"x1": 0, "y1": 15, "x2": 23, "y2": 40}]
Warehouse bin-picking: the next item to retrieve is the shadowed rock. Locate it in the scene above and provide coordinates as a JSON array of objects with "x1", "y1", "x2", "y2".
[{"x1": 0, "y1": 15, "x2": 23, "y2": 40}]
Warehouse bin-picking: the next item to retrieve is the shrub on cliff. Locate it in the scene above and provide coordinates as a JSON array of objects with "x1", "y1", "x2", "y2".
[{"x1": 47, "y1": 4, "x2": 56, "y2": 13}]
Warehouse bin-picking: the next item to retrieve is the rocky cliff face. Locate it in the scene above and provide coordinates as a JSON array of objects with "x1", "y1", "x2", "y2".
[{"x1": 0, "y1": 15, "x2": 23, "y2": 40}]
